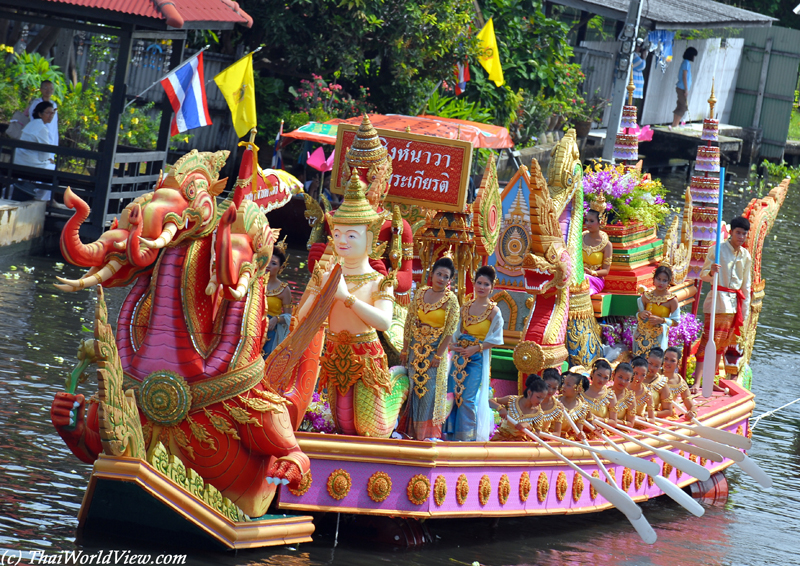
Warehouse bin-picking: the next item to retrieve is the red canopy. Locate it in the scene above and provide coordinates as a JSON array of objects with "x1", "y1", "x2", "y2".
[{"x1": 281, "y1": 114, "x2": 513, "y2": 149}]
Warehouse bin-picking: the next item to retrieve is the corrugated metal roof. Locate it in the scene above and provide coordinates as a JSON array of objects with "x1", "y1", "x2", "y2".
[
  {"x1": 40, "y1": 0, "x2": 252, "y2": 27},
  {"x1": 551, "y1": 0, "x2": 774, "y2": 29}
]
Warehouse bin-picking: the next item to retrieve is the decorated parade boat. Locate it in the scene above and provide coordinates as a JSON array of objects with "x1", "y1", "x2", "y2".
[{"x1": 48, "y1": 112, "x2": 786, "y2": 549}]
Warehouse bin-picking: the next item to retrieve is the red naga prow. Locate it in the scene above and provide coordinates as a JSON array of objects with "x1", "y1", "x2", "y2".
[{"x1": 51, "y1": 150, "x2": 324, "y2": 517}]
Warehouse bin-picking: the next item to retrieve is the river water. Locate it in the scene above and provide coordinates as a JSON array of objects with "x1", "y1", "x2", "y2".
[{"x1": 0, "y1": 171, "x2": 797, "y2": 565}]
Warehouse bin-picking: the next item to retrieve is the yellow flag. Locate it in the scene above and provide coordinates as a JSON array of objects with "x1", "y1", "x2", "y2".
[
  {"x1": 214, "y1": 53, "x2": 257, "y2": 138},
  {"x1": 477, "y1": 18, "x2": 504, "y2": 87}
]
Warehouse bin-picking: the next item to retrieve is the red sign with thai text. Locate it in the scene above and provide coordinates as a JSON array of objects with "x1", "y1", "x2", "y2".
[{"x1": 332, "y1": 126, "x2": 473, "y2": 212}]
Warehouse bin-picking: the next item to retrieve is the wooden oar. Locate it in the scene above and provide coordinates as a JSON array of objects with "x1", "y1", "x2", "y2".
[
  {"x1": 507, "y1": 418, "x2": 656, "y2": 544},
  {"x1": 660, "y1": 406, "x2": 753, "y2": 449},
  {"x1": 635, "y1": 418, "x2": 743, "y2": 462},
  {"x1": 595, "y1": 420, "x2": 711, "y2": 481},
  {"x1": 702, "y1": 166, "x2": 726, "y2": 398},
  {"x1": 580, "y1": 420, "x2": 704, "y2": 516},
  {"x1": 613, "y1": 421, "x2": 723, "y2": 462},
  {"x1": 644, "y1": 417, "x2": 772, "y2": 488},
  {"x1": 538, "y1": 431, "x2": 659, "y2": 477}
]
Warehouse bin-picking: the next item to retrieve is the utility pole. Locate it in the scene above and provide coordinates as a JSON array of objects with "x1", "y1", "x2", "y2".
[{"x1": 602, "y1": 0, "x2": 645, "y2": 162}]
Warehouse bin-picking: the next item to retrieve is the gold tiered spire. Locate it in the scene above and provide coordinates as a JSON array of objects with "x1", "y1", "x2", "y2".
[
  {"x1": 344, "y1": 114, "x2": 388, "y2": 170},
  {"x1": 708, "y1": 78, "x2": 717, "y2": 119},
  {"x1": 626, "y1": 67, "x2": 635, "y2": 106}
]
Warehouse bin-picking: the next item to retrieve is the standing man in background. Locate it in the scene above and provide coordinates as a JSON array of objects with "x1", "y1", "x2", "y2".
[{"x1": 26, "y1": 80, "x2": 59, "y2": 147}]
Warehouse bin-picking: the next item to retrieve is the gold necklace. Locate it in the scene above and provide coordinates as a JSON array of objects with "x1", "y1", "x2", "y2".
[{"x1": 344, "y1": 271, "x2": 381, "y2": 292}]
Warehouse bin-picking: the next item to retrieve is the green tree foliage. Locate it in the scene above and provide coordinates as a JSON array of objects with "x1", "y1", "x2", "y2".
[
  {"x1": 236, "y1": 0, "x2": 582, "y2": 150},
  {"x1": 457, "y1": 1, "x2": 584, "y2": 143},
  {"x1": 721, "y1": 0, "x2": 800, "y2": 30},
  {"x1": 244, "y1": 0, "x2": 478, "y2": 116}
]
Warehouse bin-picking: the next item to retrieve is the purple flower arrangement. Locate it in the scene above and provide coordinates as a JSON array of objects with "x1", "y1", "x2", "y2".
[
  {"x1": 583, "y1": 163, "x2": 671, "y2": 227},
  {"x1": 668, "y1": 313, "x2": 702, "y2": 348},
  {"x1": 300, "y1": 391, "x2": 336, "y2": 434},
  {"x1": 601, "y1": 316, "x2": 638, "y2": 350}
]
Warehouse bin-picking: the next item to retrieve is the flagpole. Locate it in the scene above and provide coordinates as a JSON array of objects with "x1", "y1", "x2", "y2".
[
  {"x1": 125, "y1": 45, "x2": 211, "y2": 109},
  {"x1": 208, "y1": 45, "x2": 263, "y2": 85}
]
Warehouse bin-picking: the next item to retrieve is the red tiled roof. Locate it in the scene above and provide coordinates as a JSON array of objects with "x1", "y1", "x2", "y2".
[{"x1": 43, "y1": 0, "x2": 253, "y2": 28}]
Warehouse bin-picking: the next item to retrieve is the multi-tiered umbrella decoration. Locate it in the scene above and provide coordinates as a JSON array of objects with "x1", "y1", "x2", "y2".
[{"x1": 688, "y1": 81, "x2": 722, "y2": 278}]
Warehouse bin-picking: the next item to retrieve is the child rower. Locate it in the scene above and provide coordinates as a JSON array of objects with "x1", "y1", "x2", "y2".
[
  {"x1": 625, "y1": 356, "x2": 655, "y2": 425},
  {"x1": 662, "y1": 346, "x2": 698, "y2": 421},
  {"x1": 532, "y1": 368, "x2": 565, "y2": 435},
  {"x1": 490, "y1": 375, "x2": 548, "y2": 441},
  {"x1": 559, "y1": 372, "x2": 590, "y2": 440},
  {"x1": 644, "y1": 347, "x2": 671, "y2": 417},
  {"x1": 610, "y1": 362, "x2": 637, "y2": 426},
  {"x1": 581, "y1": 359, "x2": 618, "y2": 426}
]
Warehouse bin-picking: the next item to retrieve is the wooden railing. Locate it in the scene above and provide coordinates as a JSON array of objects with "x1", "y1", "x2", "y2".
[{"x1": 0, "y1": 137, "x2": 166, "y2": 230}]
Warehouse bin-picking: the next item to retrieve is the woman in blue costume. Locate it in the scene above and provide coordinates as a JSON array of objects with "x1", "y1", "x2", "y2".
[
  {"x1": 401, "y1": 257, "x2": 460, "y2": 440},
  {"x1": 262, "y1": 242, "x2": 293, "y2": 356},
  {"x1": 443, "y1": 266, "x2": 505, "y2": 442}
]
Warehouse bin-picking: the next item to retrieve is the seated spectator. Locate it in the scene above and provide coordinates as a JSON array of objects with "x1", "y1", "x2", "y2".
[
  {"x1": 26, "y1": 80, "x2": 59, "y2": 146},
  {"x1": 15, "y1": 101, "x2": 56, "y2": 170},
  {"x1": 14, "y1": 101, "x2": 56, "y2": 201}
]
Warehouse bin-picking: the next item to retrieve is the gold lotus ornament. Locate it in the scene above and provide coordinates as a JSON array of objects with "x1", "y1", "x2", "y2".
[
  {"x1": 498, "y1": 474, "x2": 510, "y2": 505},
  {"x1": 407, "y1": 474, "x2": 431, "y2": 505},
  {"x1": 519, "y1": 471, "x2": 531, "y2": 502},
  {"x1": 433, "y1": 475, "x2": 447, "y2": 506},
  {"x1": 327, "y1": 469, "x2": 352, "y2": 500},
  {"x1": 478, "y1": 475, "x2": 492, "y2": 506},
  {"x1": 368, "y1": 471, "x2": 392, "y2": 503},
  {"x1": 289, "y1": 471, "x2": 313, "y2": 497}
]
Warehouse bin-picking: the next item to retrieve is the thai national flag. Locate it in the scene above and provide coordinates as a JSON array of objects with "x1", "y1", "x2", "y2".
[
  {"x1": 160, "y1": 52, "x2": 212, "y2": 135},
  {"x1": 454, "y1": 60, "x2": 470, "y2": 95}
]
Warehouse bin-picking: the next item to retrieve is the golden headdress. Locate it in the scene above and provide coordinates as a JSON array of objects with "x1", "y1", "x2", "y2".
[
  {"x1": 274, "y1": 235, "x2": 290, "y2": 272},
  {"x1": 588, "y1": 191, "x2": 608, "y2": 225},
  {"x1": 329, "y1": 171, "x2": 385, "y2": 256},
  {"x1": 166, "y1": 149, "x2": 229, "y2": 197},
  {"x1": 344, "y1": 114, "x2": 393, "y2": 208}
]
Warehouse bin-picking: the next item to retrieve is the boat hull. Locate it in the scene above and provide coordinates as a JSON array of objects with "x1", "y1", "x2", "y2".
[
  {"x1": 278, "y1": 380, "x2": 753, "y2": 518},
  {"x1": 78, "y1": 455, "x2": 315, "y2": 550}
]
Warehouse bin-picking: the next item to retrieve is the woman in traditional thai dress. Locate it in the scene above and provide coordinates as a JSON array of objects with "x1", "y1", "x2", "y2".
[
  {"x1": 662, "y1": 346, "x2": 697, "y2": 421},
  {"x1": 610, "y1": 362, "x2": 638, "y2": 426},
  {"x1": 443, "y1": 266, "x2": 504, "y2": 442},
  {"x1": 533, "y1": 368, "x2": 565, "y2": 435},
  {"x1": 581, "y1": 358, "x2": 618, "y2": 427},
  {"x1": 262, "y1": 243, "x2": 293, "y2": 357},
  {"x1": 583, "y1": 196, "x2": 613, "y2": 295},
  {"x1": 559, "y1": 372, "x2": 591, "y2": 439},
  {"x1": 489, "y1": 375, "x2": 548, "y2": 441},
  {"x1": 622, "y1": 356, "x2": 655, "y2": 426},
  {"x1": 633, "y1": 265, "x2": 680, "y2": 357},
  {"x1": 401, "y1": 257, "x2": 459, "y2": 440}
]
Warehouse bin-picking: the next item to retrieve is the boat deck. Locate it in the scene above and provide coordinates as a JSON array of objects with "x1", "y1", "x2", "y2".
[{"x1": 277, "y1": 380, "x2": 753, "y2": 518}]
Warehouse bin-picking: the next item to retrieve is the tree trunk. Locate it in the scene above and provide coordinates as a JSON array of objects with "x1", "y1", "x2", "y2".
[
  {"x1": 37, "y1": 27, "x2": 60, "y2": 56},
  {"x1": 53, "y1": 29, "x2": 75, "y2": 79},
  {"x1": 7, "y1": 21, "x2": 23, "y2": 47},
  {"x1": 0, "y1": 20, "x2": 10, "y2": 45},
  {"x1": 26, "y1": 25, "x2": 58, "y2": 54}
]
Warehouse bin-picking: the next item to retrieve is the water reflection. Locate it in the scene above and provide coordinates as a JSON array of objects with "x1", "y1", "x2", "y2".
[{"x1": 0, "y1": 171, "x2": 797, "y2": 564}]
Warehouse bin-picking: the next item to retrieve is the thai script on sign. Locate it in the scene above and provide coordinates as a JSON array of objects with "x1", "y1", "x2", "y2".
[{"x1": 332, "y1": 126, "x2": 473, "y2": 213}]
